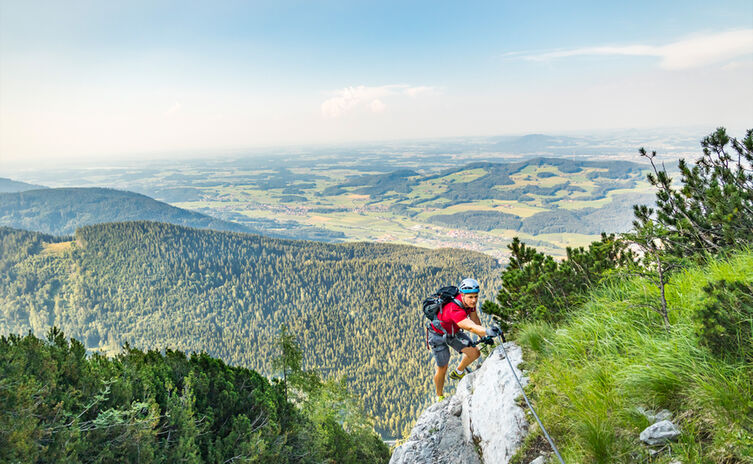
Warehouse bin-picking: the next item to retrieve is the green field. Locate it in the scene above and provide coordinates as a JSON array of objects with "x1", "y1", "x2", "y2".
[
  {"x1": 17, "y1": 155, "x2": 653, "y2": 260},
  {"x1": 164, "y1": 158, "x2": 652, "y2": 259}
]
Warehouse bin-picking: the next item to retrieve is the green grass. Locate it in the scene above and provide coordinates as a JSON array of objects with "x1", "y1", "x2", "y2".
[
  {"x1": 536, "y1": 233, "x2": 600, "y2": 249},
  {"x1": 440, "y1": 168, "x2": 488, "y2": 183},
  {"x1": 515, "y1": 250, "x2": 753, "y2": 463},
  {"x1": 412, "y1": 200, "x2": 546, "y2": 220},
  {"x1": 406, "y1": 178, "x2": 450, "y2": 199}
]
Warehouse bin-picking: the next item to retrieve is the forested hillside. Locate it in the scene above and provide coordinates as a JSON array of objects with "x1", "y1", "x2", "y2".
[
  {"x1": 0, "y1": 328, "x2": 389, "y2": 463},
  {"x1": 0, "y1": 222, "x2": 500, "y2": 438},
  {"x1": 0, "y1": 188, "x2": 253, "y2": 235}
]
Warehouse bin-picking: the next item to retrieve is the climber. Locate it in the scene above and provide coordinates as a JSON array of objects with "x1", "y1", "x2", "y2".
[{"x1": 428, "y1": 278, "x2": 502, "y2": 401}]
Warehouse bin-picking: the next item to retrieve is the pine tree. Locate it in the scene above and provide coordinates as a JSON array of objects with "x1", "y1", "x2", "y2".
[{"x1": 637, "y1": 128, "x2": 753, "y2": 257}]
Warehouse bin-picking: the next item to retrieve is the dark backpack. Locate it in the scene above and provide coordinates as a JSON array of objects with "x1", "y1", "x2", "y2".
[{"x1": 422, "y1": 286, "x2": 461, "y2": 335}]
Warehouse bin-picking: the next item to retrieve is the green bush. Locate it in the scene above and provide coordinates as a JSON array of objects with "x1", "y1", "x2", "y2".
[{"x1": 695, "y1": 279, "x2": 753, "y2": 362}]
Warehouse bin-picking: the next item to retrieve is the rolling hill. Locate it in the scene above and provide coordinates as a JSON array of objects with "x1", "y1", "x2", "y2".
[
  {"x1": 0, "y1": 187, "x2": 257, "y2": 235},
  {"x1": 149, "y1": 157, "x2": 656, "y2": 260},
  {"x1": 0, "y1": 177, "x2": 47, "y2": 193},
  {"x1": 7, "y1": 156, "x2": 657, "y2": 258}
]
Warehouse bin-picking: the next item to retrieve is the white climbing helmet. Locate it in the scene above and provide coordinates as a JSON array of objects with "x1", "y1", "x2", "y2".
[{"x1": 458, "y1": 278, "x2": 480, "y2": 294}]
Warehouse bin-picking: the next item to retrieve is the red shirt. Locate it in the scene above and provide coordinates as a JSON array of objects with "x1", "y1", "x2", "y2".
[{"x1": 431, "y1": 294, "x2": 476, "y2": 336}]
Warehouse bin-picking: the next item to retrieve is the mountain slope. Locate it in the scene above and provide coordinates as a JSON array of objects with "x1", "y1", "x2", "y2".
[
  {"x1": 0, "y1": 177, "x2": 47, "y2": 193},
  {"x1": 393, "y1": 252, "x2": 753, "y2": 463},
  {"x1": 0, "y1": 187, "x2": 253, "y2": 235},
  {"x1": 0, "y1": 223, "x2": 501, "y2": 438}
]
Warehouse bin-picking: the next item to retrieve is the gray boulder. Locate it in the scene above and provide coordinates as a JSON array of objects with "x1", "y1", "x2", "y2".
[
  {"x1": 639, "y1": 420, "x2": 681, "y2": 446},
  {"x1": 389, "y1": 397, "x2": 482, "y2": 464}
]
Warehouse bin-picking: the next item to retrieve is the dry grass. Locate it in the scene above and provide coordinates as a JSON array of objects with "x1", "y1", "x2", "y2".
[{"x1": 41, "y1": 241, "x2": 73, "y2": 255}]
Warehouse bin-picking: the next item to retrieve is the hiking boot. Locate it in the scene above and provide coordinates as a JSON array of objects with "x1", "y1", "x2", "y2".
[
  {"x1": 449, "y1": 369, "x2": 466, "y2": 381},
  {"x1": 436, "y1": 395, "x2": 445, "y2": 402}
]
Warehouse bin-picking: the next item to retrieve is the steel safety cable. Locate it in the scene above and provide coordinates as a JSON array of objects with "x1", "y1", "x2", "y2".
[{"x1": 498, "y1": 340, "x2": 565, "y2": 464}]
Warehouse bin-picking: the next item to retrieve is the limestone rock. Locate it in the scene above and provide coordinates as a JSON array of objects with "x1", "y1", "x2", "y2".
[
  {"x1": 530, "y1": 456, "x2": 547, "y2": 464},
  {"x1": 463, "y1": 344, "x2": 529, "y2": 462},
  {"x1": 390, "y1": 343, "x2": 529, "y2": 464},
  {"x1": 640, "y1": 420, "x2": 681, "y2": 446},
  {"x1": 653, "y1": 409, "x2": 672, "y2": 422},
  {"x1": 389, "y1": 395, "x2": 481, "y2": 464}
]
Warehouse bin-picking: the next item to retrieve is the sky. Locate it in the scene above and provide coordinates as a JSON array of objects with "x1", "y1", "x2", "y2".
[{"x1": 1, "y1": 0, "x2": 752, "y2": 164}]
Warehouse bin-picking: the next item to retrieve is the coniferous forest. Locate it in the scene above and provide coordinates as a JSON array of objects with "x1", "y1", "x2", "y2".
[
  {"x1": 0, "y1": 224, "x2": 500, "y2": 439},
  {"x1": 1, "y1": 327, "x2": 390, "y2": 463}
]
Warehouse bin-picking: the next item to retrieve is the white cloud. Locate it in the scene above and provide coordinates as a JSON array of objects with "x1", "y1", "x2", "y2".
[
  {"x1": 369, "y1": 99, "x2": 386, "y2": 113},
  {"x1": 321, "y1": 84, "x2": 439, "y2": 118},
  {"x1": 403, "y1": 85, "x2": 437, "y2": 98},
  {"x1": 164, "y1": 101, "x2": 182, "y2": 116},
  {"x1": 518, "y1": 29, "x2": 753, "y2": 70}
]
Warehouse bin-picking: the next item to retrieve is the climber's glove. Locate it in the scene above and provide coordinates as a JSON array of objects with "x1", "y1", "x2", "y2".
[{"x1": 485, "y1": 326, "x2": 502, "y2": 337}]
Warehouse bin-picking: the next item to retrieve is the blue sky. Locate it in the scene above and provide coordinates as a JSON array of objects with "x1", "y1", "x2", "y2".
[{"x1": 1, "y1": 0, "x2": 752, "y2": 162}]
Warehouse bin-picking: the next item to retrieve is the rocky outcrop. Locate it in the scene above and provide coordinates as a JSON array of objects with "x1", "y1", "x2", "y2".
[
  {"x1": 390, "y1": 343, "x2": 529, "y2": 464},
  {"x1": 640, "y1": 420, "x2": 681, "y2": 446}
]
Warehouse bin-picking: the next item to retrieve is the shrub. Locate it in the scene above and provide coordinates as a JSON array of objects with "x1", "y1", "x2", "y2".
[{"x1": 695, "y1": 279, "x2": 753, "y2": 362}]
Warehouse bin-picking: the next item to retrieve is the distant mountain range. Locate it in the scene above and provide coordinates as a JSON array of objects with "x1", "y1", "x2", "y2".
[
  {"x1": 0, "y1": 177, "x2": 48, "y2": 193},
  {"x1": 0, "y1": 187, "x2": 254, "y2": 235}
]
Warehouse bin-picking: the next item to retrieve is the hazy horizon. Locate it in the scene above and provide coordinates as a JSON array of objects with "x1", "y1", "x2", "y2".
[{"x1": 2, "y1": 124, "x2": 725, "y2": 176}]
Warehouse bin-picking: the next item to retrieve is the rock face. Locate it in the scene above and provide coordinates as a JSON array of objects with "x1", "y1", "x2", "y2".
[{"x1": 390, "y1": 343, "x2": 529, "y2": 464}]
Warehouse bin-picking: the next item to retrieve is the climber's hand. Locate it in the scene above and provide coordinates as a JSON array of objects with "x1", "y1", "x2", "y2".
[{"x1": 485, "y1": 326, "x2": 502, "y2": 337}]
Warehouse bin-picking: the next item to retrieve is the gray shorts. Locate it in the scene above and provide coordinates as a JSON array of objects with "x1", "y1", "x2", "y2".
[{"x1": 427, "y1": 330, "x2": 473, "y2": 367}]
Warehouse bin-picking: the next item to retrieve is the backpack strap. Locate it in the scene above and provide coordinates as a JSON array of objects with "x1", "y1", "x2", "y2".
[
  {"x1": 428, "y1": 318, "x2": 448, "y2": 336},
  {"x1": 443, "y1": 297, "x2": 469, "y2": 336},
  {"x1": 434, "y1": 298, "x2": 459, "y2": 337}
]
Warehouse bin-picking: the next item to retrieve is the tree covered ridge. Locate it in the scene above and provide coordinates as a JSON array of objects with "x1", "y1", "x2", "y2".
[
  {"x1": 0, "y1": 187, "x2": 254, "y2": 236},
  {"x1": 0, "y1": 327, "x2": 389, "y2": 463},
  {"x1": 0, "y1": 222, "x2": 500, "y2": 438}
]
